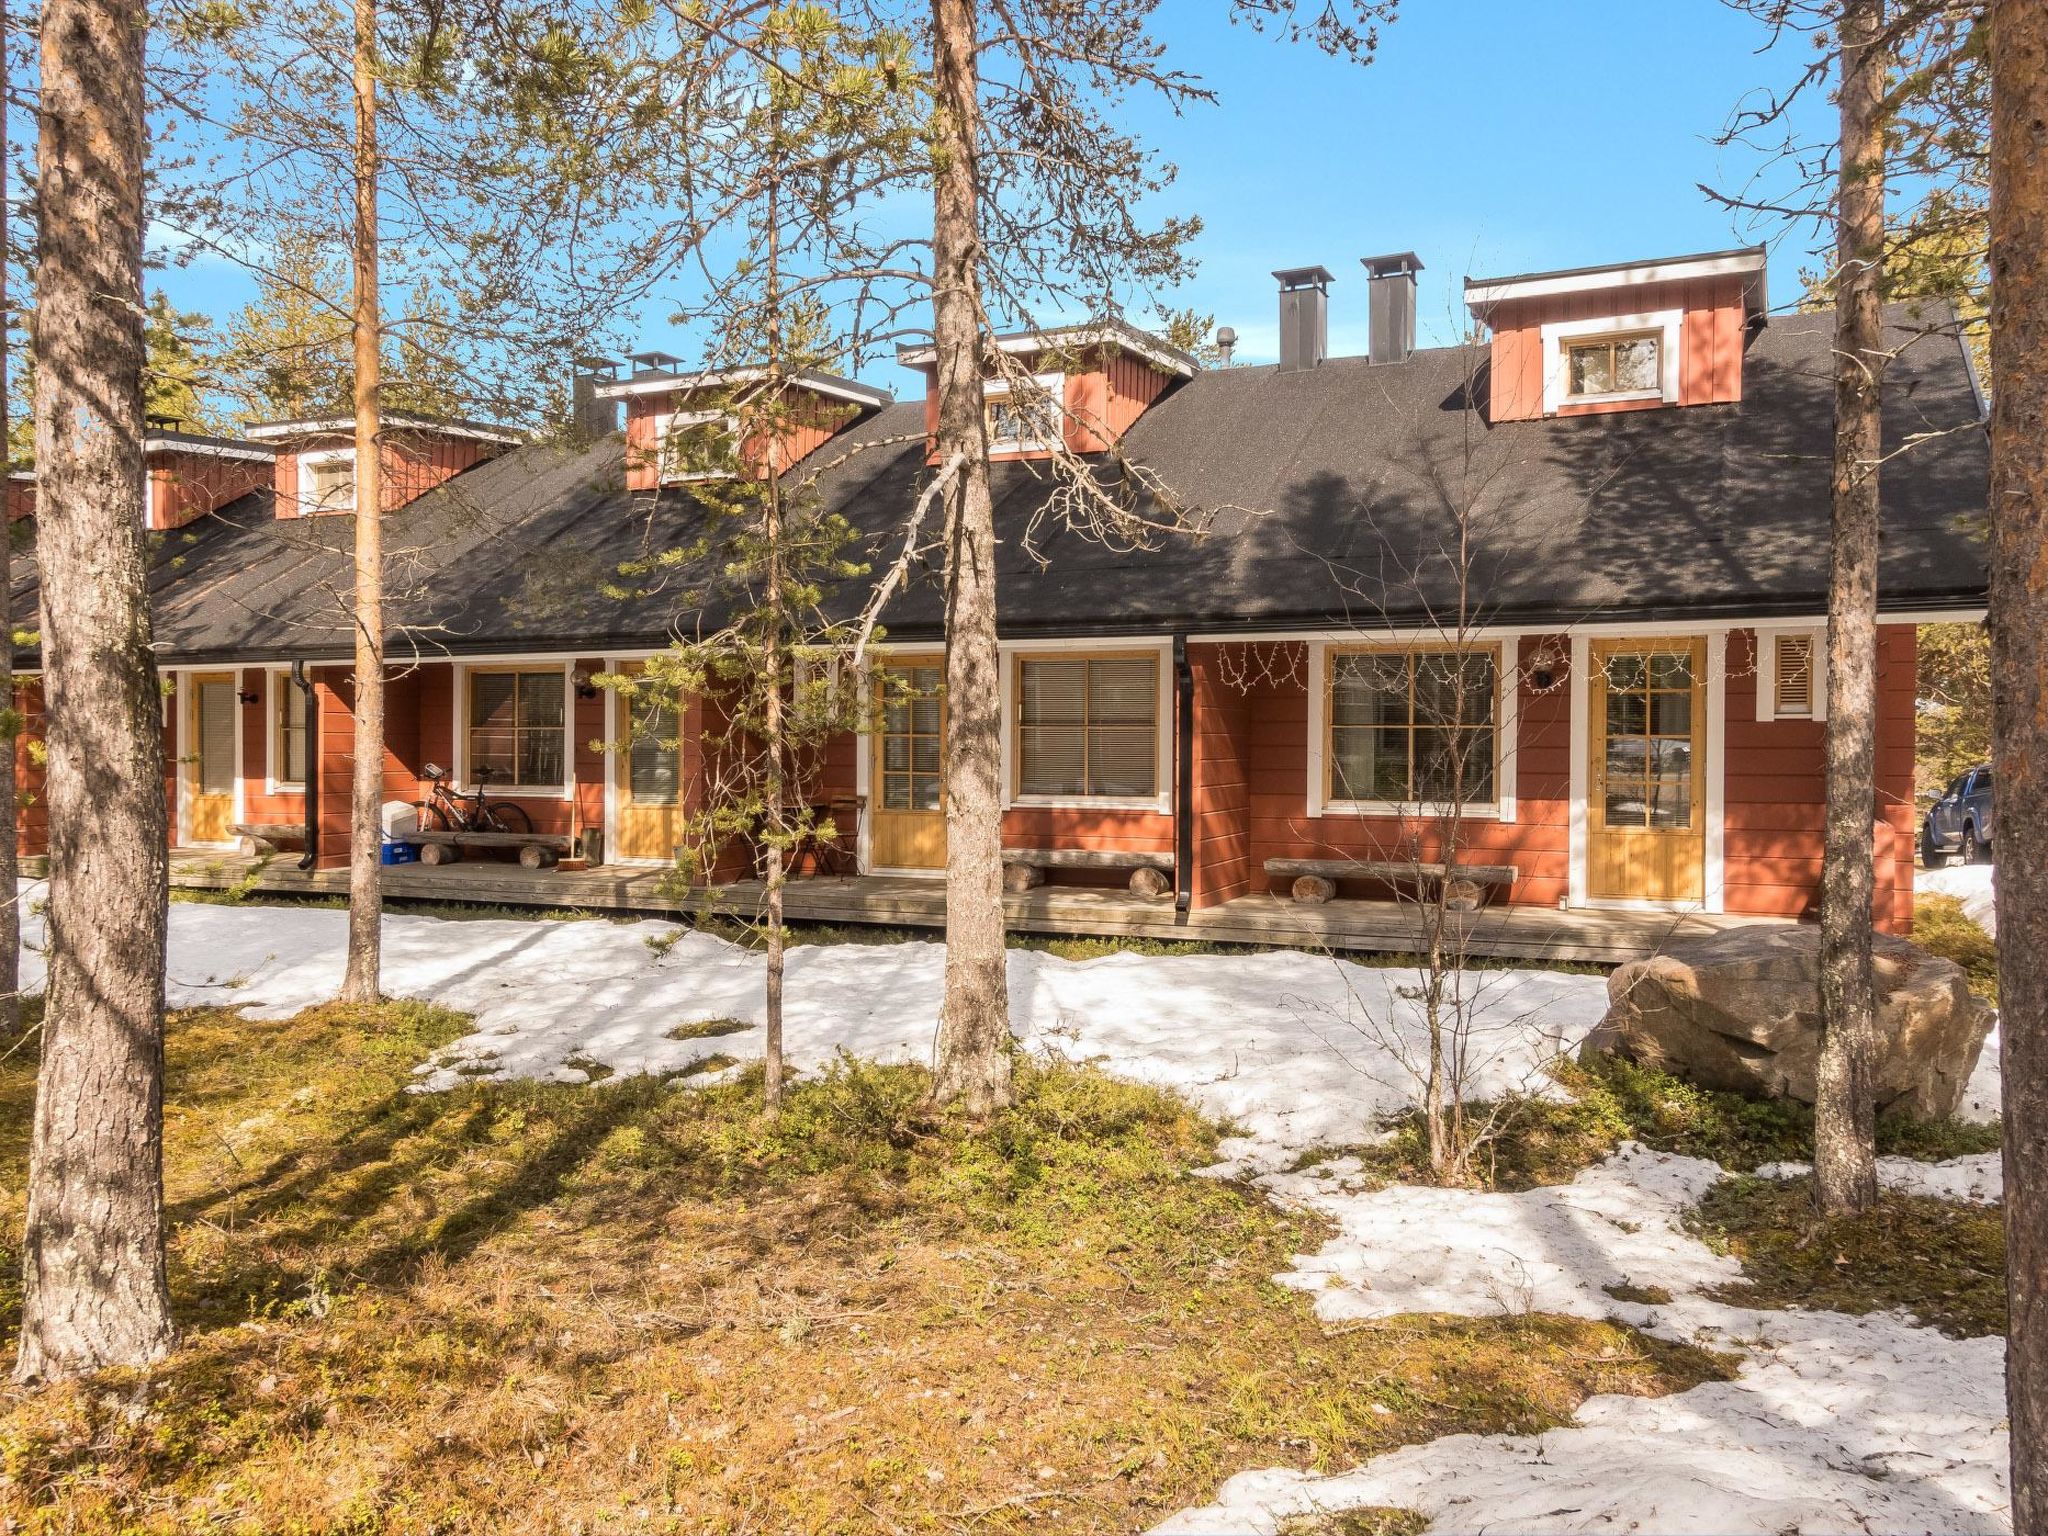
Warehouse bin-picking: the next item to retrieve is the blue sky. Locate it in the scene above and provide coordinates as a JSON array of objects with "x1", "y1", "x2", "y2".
[{"x1": 160, "y1": 0, "x2": 1833, "y2": 384}]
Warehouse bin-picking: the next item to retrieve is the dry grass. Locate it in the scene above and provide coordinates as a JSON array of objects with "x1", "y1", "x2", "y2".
[
  {"x1": 1914, "y1": 892, "x2": 1999, "y2": 1005},
  {"x1": 0, "y1": 1003, "x2": 1732, "y2": 1535}
]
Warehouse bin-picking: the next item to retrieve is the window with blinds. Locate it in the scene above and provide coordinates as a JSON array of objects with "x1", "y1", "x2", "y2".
[
  {"x1": 467, "y1": 668, "x2": 566, "y2": 789},
  {"x1": 1773, "y1": 633, "x2": 1815, "y2": 717},
  {"x1": 1328, "y1": 647, "x2": 1497, "y2": 806},
  {"x1": 1015, "y1": 654, "x2": 1158, "y2": 799}
]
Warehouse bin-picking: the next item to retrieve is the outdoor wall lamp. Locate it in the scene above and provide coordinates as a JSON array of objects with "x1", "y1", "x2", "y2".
[
  {"x1": 238, "y1": 689, "x2": 261, "y2": 705},
  {"x1": 1526, "y1": 644, "x2": 1564, "y2": 693}
]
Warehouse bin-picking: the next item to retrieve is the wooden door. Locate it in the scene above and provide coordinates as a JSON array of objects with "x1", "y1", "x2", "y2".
[
  {"x1": 185, "y1": 672, "x2": 237, "y2": 845},
  {"x1": 870, "y1": 658, "x2": 945, "y2": 871},
  {"x1": 1588, "y1": 637, "x2": 1707, "y2": 903},
  {"x1": 612, "y1": 665, "x2": 683, "y2": 863}
]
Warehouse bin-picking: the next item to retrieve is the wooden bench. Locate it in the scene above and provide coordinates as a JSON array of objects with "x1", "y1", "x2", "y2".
[
  {"x1": 1264, "y1": 857, "x2": 1518, "y2": 909},
  {"x1": 1003, "y1": 847, "x2": 1174, "y2": 897},
  {"x1": 397, "y1": 829, "x2": 576, "y2": 870},
  {"x1": 231, "y1": 822, "x2": 306, "y2": 855}
]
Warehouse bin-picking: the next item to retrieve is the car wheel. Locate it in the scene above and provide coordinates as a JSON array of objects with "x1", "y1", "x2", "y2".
[
  {"x1": 1963, "y1": 823, "x2": 1984, "y2": 865},
  {"x1": 1921, "y1": 823, "x2": 1947, "y2": 869}
]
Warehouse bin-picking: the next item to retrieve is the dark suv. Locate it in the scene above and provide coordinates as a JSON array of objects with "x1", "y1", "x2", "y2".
[{"x1": 1923, "y1": 765, "x2": 1994, "y2": 866}]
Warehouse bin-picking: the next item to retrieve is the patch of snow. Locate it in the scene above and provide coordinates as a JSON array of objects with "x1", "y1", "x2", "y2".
[
  {"x1": 1163, "y1": 1145, "x2": 2012, "y2": 1535},
  {"x1": 1961, "y1": 1024, "x2": 2003, "y2": 1123},
  {"x1": 1918, "y1": 862, "x2": 1996, "y2": 935},
  {"x1": 1159, "y1": 1308, "x2": 2009, "y2": 1534},
  {"x1": 14, "y1": 897, "x2": 1606, "y2": 1170},
  {"x1": 1755, "y1": 1151, "x2": 2003, "y2": 1205},
  {"x1": 1261, "y1": 1143, "x2": 1738, "y2": 1325}
]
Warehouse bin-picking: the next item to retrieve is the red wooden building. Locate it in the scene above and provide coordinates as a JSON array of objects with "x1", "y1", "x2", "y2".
[{"x1": 7, "y1": 245, "x2": 1988, "y2": 939}]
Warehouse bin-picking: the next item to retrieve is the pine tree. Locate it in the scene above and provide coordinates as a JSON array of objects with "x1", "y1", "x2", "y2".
[
  {"x1": 1987, "y1": 1, "x2": 2048, "y2": 1519},
  {"x1": 142, "y1": 288, "x2": 219, "y2": 428},
  {"x1": 216, "y1": 228, "x2": 353, "y2": 422},
  {"x1": 15, "y1": 0, "x2": 174, "y2": 1380}
]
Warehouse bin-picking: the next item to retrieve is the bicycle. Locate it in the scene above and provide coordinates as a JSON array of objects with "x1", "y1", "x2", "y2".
[{"x1": 418, "y1": 762, "x2": 534, "y2": 836}]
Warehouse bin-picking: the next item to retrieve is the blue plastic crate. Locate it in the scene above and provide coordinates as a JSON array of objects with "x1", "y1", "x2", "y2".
[{"x1": 379, "y1": 840, "x2": 420, "y2": 866}]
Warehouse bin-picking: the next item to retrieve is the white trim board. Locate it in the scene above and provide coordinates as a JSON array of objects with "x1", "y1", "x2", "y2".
[{"x1": 1539, "y1": 309, "x2": 1683, "y2": 416}]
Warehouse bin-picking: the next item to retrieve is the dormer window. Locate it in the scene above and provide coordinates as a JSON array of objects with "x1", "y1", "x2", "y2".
[
  {"x1": 1538, "y1": 309, "x2": 1683, "y2": 415},
  {"x1": 1565, "y1": 332, "x2": 1661, "y2": 400},
  {"x1": 650, "y1": 407, "x2": 738, "y2": 483},
  {"x1": 984, "y1": 372, "x2": 1063, "y2": 454},
  {"x1": 300, "y1": 448, "x2": 356, "y2": 513}
]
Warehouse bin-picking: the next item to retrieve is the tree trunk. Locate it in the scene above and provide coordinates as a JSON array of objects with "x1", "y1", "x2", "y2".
[
  {"x1": 339, "y1": 0, "x2": 384, "y2": 1004},
  {"x1": 925, "y1": 0, "x2": 1011, "y2": 1116},
  {"x1": 0, "y1": 0, "x2": 22, "y2": 1038},
  {"x1": 1988, "y1": 1, "x2": 2048, "y2": 1522},
  {"x1": 1813, "y1": 0, "x2": 1885, "y2": 1219},
  {"x1": 14, "y1": 0, "x2": 173, "y2": 1379}
]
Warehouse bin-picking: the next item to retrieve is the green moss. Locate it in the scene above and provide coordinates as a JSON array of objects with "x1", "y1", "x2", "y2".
[
  {"x1": 1693, "y1": 1175, "x2": 2006, "y2": 1338},
  {"x1": 1914, "y1": 892, "x2": 1998, "y2": 1004}
]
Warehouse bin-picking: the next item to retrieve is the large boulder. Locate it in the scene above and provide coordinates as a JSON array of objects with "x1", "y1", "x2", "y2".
[{"x1": 1584, "y1": 924, "x2": 1993, "y2": 1118}]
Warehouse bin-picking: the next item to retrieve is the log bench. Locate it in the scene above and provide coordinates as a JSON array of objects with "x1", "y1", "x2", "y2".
[
  {"x1": 1002, "y1": 847, "x2": 1174, "y2": 898},
  {"x1": 231, "y1": 822, "x2": 307, "y2": 855},
  {"x1": 1263, "y1": 857, "x2": 1519, "y2": 910},
  {"x1": 397, "y1": 829, "x2": 576, "y2": 870}
]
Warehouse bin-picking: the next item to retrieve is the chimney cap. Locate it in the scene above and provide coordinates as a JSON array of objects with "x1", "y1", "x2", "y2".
[
  {"x1": 1361, "y1": 252, "x2": 1424, "y2": 278},
  {"x1": 628, "y1": 349, "x2": 684, "y2": 373},
  {"x1": 1272, "y1": 265, "x2": 1335, "y2": 292},
  {"x1": 573, "y1": 354, "x2": 621, "y2": 375}
]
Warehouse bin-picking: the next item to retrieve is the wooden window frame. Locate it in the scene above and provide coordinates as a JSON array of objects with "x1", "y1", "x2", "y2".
[
  {"x1": 648, "y1": 405, "x2": 738, "y2": 485},
  {"x1": 1560, "y1": 330, "x2": 1664, "y2": 403},
  {"x1": 1322, "y1": 643, "x2": 1504, "y2": 816},
  {"x1": 983, "y1": 371, "x2": 1064, "y2": 455},
  {"x1": 298, "y1": 446, "x2": 357, "y2": 514},
  {"x1": 268, "y1": 668, "x2": 308, "y2": 791},
  {"x1": 1009, "y1": 647, "x2": 1163, "y2": 807},
  {"x1": 1538, "y1": 308, "x2": 1682, "y2": 415},
  {"x1": 460, "y1": 662, "x2": 572, "y2": 797}
]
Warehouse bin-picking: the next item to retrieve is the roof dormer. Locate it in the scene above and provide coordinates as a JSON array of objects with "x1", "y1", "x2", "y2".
[
  {"x1": 243, "y1": 412, "x2": 520, "y2": 519},
  {"x1": 1465, "y1": 246, "x2": 1768, "y2": 423},
  {"x1": 896, "y1": 319, "x2": 1198, "y2": 462},
  {"x1": 591, "y1": 355, "x2": 892, "y2": 493},
  {"x1": 141, "y1": 420, "x2": 276, "y2": 530}
]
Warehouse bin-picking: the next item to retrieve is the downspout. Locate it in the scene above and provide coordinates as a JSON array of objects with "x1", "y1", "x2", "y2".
[
  {"x1": 292, "y1": 660, "x2": 318, "y2": 871},
  {"x1": 1174, "y1": 633, "x2": 1193, "y2": 918}
]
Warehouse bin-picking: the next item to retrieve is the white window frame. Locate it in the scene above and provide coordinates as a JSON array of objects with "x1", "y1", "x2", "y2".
[
  {"x1": 297, "y1": 446, "x2": 358, "y2": 514},
  {"x1": 452, "y1": 660, "x2": 575, "y2": 800},
  {"x1": 997, "y1": 637, "x2": 1173, "y2": 813},
  {"x1": 1540, "y1": 309, "x2": 1683, "y2": 415},
  {"x1": 984, "y1": 371, "x2": 1065, "y2": 454},
  {"x1": 1757, "y1": 625, "x2": 1829, "y2": 722},
  {"x1": 1306, "y1": 637, "x2": 1519, "y2": 822},
  {"x1": 648, "y1": 406, "x2": 737, "y2": 484},
  {"x1": 265, "y1": 666, "x2": 309, "y2": 794}
]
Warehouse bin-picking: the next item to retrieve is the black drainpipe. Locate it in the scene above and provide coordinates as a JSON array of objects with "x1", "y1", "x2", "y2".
[
  {"x1": 291, "y1": 660, "x2": 318, "y2": 871},
  {"x1": 1173, "y1": 633, "x2": 1193, "y2": 918}
]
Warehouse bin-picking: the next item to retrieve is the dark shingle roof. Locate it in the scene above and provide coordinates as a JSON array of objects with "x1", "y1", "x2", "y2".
[{"x1": 8, "y1": 300, "x2": 1989, "y2": 665}]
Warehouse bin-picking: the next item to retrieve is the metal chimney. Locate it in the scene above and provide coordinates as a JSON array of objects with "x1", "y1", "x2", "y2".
[
  {"x1": 1215, "y1": 326, "x2": 1237, "y2": 366},
  {"x1": 571, "y1": 355, "x2": 622, "y2": 441},
  {"x1": 1273, "y1": 266, "x2": 1334, "y2": 371},
  {"x1": 1361, "y1": 252, "x2": 1424, "y2": 365}
]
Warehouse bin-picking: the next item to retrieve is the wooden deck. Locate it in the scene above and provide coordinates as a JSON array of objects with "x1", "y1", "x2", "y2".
[{"x1": 165, "y1": 851, "x2": 1788, "y2": 965}]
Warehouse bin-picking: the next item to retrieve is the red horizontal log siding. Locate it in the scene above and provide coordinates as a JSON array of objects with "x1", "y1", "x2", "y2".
[
  {"x1": 1488, "y1": 274, "x2": 1748, "y2": 423},
  {"x1": 1723, "y1": 626, "x2": 1915, "y2": 933}
]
